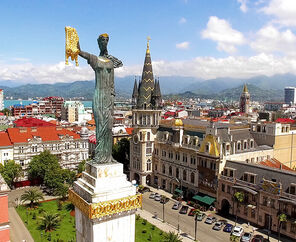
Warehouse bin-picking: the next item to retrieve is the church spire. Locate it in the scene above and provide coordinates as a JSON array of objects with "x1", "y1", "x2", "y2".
[
  {"x1": 243, "y1": 84, "x2": 248, "y2": 93},
  {"x1": 136, "y1": 37, "x2": 155, "y2": 109}
]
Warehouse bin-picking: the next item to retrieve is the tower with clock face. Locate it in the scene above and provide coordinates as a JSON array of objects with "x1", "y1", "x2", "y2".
[{"x1": 129, "y1": 38, "x2": 162, "y2": 186}]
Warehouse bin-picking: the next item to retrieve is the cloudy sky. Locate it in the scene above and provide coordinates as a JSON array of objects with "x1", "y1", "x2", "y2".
[{"x1": 2, "y1": 0, "x2": 296, "y2": 84}]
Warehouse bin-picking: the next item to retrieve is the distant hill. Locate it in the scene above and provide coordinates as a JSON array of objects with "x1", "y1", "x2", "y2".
[{"x1": 0, "y1": 73, "x2": 294, "y2": 101}]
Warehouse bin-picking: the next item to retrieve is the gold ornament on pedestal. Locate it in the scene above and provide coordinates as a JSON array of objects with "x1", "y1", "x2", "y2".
[{"x1": 65, "y1": 26, "x2": 80, "y2": 66}]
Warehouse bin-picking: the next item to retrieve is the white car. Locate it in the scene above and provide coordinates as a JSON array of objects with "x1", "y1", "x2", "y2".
[
  {"x1": 154, "y1": 194, "x2": 161, "y2": 201},
  {"x1": 231, "y1": 226, "x2": 244, "y2": 237}
]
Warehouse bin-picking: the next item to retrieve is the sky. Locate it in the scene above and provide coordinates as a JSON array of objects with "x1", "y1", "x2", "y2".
[{"x1": 1, "y1": 0, "x2": 296, "y2": 84}]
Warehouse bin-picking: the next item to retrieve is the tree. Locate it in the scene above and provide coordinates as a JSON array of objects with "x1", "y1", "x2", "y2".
[
  {"x1": 28, "y1": 150, "x2": 60, "y2": 181},
  {"x1": 0, "y1": 160, "x2": 22, "y2": 188},
  {"x1": 1, "y1": 108, "x2": 11, "y2": 116},
  {"x1": 54, "y1": 183, "x2": 69, "y2": 201},
  {"x1": 77, "y1": 160, "x2": 86, "y2": 174},
  {"x1": 20, "y1": 188, "x2": 44, "y2": 208},
  {"x1": 278, "y1": 213, "x2": 287, "y2": 242},
  {"x1": 39, "y1": 212, "x2": 60, "y2": 232},
  {"x1": 234, "y1": 191, "x2": 244, "y2": 226},
  {"x1": 162, "y1": 231, "x2": 182, "y2": 242},
  {"x1": 112, "y1": 138, "x2": 130, "y2": 171}
]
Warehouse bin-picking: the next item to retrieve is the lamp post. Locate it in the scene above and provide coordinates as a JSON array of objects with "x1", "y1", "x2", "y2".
[
  {"x1": 267, "y1": 199, "x2": 272, "y2": 241},
  {"x1": 177, "y1": 212, "x2": 180, "y2": 233},
  {"x1": 194, "y1": 214, "x2": 198, "y2": 241}
]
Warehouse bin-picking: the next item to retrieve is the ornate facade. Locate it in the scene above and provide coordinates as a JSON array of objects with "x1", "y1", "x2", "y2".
[
  {"x1": 240, "y1": 84, "x2": 250, "y2": 113},
  {"x1": 129, "y1": 39, "x2": 162, "y2": 185}
]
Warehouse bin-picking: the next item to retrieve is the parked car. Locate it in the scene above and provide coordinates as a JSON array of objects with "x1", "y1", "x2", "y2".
[
  {"x1": 172, "y1": 202, "x2": 181, "y2": 210},
  {"x1": 179, "y1": 205, "x2": 189, "y2": 214},
  {"x1": 241, "y1": 232, "x2": 252, "y2": 242},
  {"x1": 154, "y1": 194, "x2": 161, "y2": 201},
  {"x1": 188, "y1": 208, "x2": 196, "y2": 216},
  {"x1": 223, "y1": 223, "x2": 233, "y2": 233},
  {"x1": 204, "y1": 216, "x2": 216, "y2": 224},
  {"x1": 196, "y1": 212, "x2": 206, "y2": 221},
  {"x1": 141, "y1": 187, "x2": 151, "y2": 193},
  {"x1": 232, "y1": 226, "x2": 244, "y2": 237},
  {"x1": 160, "y1": 197, "x2": 169, "y2": 204},
  {"x1": 212, "y1": 221, "x2": 224, "y2": 230},
  {"x1": 149, "y1": 193, "x2": 156, "y2": 199},
  {"x1": 251, "y1": 235, "x2": 264, "y2": 242}
]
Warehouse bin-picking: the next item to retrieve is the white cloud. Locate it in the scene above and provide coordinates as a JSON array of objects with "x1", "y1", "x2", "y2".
[
  {"x1": 261, "y1": 0, "x2": 296, "y2": 26},
  {"x1": 179, "y1": 17, "x2": 187, "y2": 24},
  {"x1": 201, "y1": 16, "x2": 245, "y2": 54},
  {"x1": 176, "y1": 41, "x2": 190, "y2": 49},
  {"x1": 2, "y1": 54, "x2": 296, "y2": 83},
  {"x1": 251, "y1": 25, "x2": 296, "y2": 55},
  {"x1": 237, "y1": 0, "x2": 248, "y2": 12}
]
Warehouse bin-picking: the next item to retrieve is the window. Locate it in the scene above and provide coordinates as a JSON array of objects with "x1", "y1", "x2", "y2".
[
  {"x1": 229, "y1": 170, "x2": 234, "y2": 177},
  {"x1": 183, "y1": 170, "x2": 187, "y2": 181},
  {"x1": 250, "y1": 140, "x2": 254, "y2": 148},
  {"x1": 147, "y1": 132, "x2": 150, "y2": 141},
  {"x1": 32, "y1": 145, "x2": 37, "y2": 152},
  {"x1": 250, "y1": 175, "x2": 255, "y2": 184},
  {"x1": 19, "y1": 147, "x2": 24, "y2": 153},
  {"x1": 183, "y1": 154, "x2": 187, "y2": 163},
  {"x1": 65, "y1": 143, "x2": 70, "y2": 149},
  {"x1": 169, "y1": 166, "x2": 172, "y2": 176},
  {"x1": 222, "y1": 184, "x2": 225, "y2": 192},
  {"x1": 237, "y1": 142, "x2": 241, "y2": 150},
  {"x1": 20, "y1": 160, "x2": 24, "y2": 166},
  {"x1": 290, "y1": 185, "x2": 296, "y2": 195},
  {"x1": 162, "y1": 150, "x2": 166, "y2": 157},
  {"x1": 270, "y1": 199, "x2": 275, "y2": 208},
  {"x1": 251, "y1": 209, "x2": 255, "y2": 218},
  {"x1": 243, "y1": 173, "x2": 248, "y2": 181},
  {"x1": 244, "y1": 142, "x2": 247, "y2": 149},
  {"x1": 227, "y1": 185, "x2": 231, "y2": 193},
  {"x1": 176, "y1": 168, "x2": 179, "y2": 179},
  {"x1": 263, "y1": 196, "x2": 268, "y2": 206},
  {"x1": 175, "y1": 152, "x2": 180, "y2": 161},
  {"x1": 191, "y1": 172, "x2": 195, "y2": 184},
  {"x1": 146, "y1": 159, "x2": 152, "y2": 171},
  {"x1": 162, "y1": 164, "x2": 166, "y2": 174}
]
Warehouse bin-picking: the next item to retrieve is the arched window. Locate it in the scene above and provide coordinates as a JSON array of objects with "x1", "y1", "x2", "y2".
[
  {"x1": 191, "y1": 172, "x2": 195, "y2": 184},
  {"x1": 147, "y1": 132, "x2": 150, "y2": 141},
  {"x1": 176, "y1": 168, "x2": 179, "y2": 179},
  {"x1": 169, "y1": 166, "x2": 172, "y2": 176},
  {"x1": 162, "y1": 164, "x2": 166, "y2": 174},
  {"x1": 183, "y1": 170, "x2": 187, "y2": 181},
  {"x1": 146, "y1": 159, "x2": 152, "y2": 171}
]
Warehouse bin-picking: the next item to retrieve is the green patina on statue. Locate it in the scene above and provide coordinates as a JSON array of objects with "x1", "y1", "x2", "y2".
[{"x1": 78, "y1": 34, "x2": 122, "y2": 164}]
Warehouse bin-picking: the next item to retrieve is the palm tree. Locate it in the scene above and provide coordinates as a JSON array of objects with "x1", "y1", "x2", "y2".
[
  {"x1": 20, "y1": 188, "x2": 44, "y2": 208},
  {"x1": 233, "y1": 191, "x2": 244, "y2": 226},
  {"x1": 278, "y1": 213, "x2": 287, "y2": 242},
  {"x1": 162, "y1": 231, "x2": 182, "y2": 242},
  {"x1": 39, "y1": 212, "x2": 61, "y2": 232},
  {"x1": 193, "y1": 209, "x2": 202, "y2": 241}
]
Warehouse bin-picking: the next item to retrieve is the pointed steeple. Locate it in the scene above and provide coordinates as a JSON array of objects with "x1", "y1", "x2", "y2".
[
  {"x1": 137, "y1": 37, "x2": 155, "y2": 109},
  {"x1": 132, "y1": 77, "x2": 138, "y2": 99},
  {"x1": 243, "y1": 84, "x2": 248, "y2": 93}
]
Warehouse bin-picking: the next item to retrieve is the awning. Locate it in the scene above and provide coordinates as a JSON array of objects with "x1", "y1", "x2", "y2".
[
  {"x1": 193, "y1": 195, "x2": 216, "y2": 206},
  {"x1": 174, "y1": 188, "x2": 183, "y2": 194},
  {"x1": 232, "y1": 185, "x2": 258, "y2": 195}
]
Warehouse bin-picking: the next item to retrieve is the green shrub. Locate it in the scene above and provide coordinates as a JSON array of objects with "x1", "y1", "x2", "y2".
[
  {"x1": 151, "y1": 225, "x2": 155, "y2": 230},
  {"x1": 32, "y1": 213, "x2": 36, "y2": 220},
  {"x1": 159, "y1": 231, "x2": 163, "y2": 235},
  {"x1": 142, "y1": 229, "x2": 147, "y2": 233},
  {"x1": 136, "y1": 214, "x2": 140, "y2": 220},
  {"x1": 142, "y1": 219, "x2": 147, "y2": 225},
  {"x1": 148, "y1": 233, "x2": 152, "y2": 241}
]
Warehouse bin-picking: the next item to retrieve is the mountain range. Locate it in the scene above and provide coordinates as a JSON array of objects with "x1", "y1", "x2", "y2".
[{"x1": 0, "y1": 73, "x2": 296, "y2": 101}]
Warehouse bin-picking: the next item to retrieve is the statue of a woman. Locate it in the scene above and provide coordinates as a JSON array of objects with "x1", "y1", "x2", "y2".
[{"x1": 78, "y1": 34, "x2": 122, "y2": 164}]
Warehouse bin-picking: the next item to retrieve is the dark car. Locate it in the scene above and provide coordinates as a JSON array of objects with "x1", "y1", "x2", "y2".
[
  {"x1": 251, "y1": 235, "x2": 264, "y2": 242},
  {"x1": 160, "y1": 197, "x2": 169, "y2": 204},
  {"x1": 141, "y1": 187, "x2": 151, "y2": 193},
  {"x1": 196, "y1": 213, "x2": 206, "y2": 221},
  {"x1": 204, "y1": 216, "x2": 216, "y2": 224},
  {"x1": 223, "y1": 223, "x2": 233, "y2": 233},
  {"x1": 212, "y1": 221, "x2": 224, "y2": 231},
  {"x1": 179, "y1": 205, "x2": 189, "y2": 214},
  {"x1": 188, "y1": 208, "x2": 196, "y2": 216},
  {"x1": 172, "y1": 202, "x2": 181, "y2": 210}
]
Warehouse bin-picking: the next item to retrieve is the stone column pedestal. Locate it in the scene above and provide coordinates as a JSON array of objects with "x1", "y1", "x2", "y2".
[{"x1": 70, "y1": 162, "x2": 141, "y2": 242}]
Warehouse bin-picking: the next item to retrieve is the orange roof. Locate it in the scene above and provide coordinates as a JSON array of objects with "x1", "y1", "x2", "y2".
[
  {"x1": 7, "y1": 126, "x2": 80, "y2": 144},
  {"x1": 0, "y1": 132, "x2": 12, "y2": 147},
  {"x1": 260, "y1": 158, "x2": 295, "y2": 172},
  {"x1": 87, "y1": 119, "x2": 95, "y2": 126},
  {"x1": 125, "y1": 128, "x2": 133, "y2": 135}
]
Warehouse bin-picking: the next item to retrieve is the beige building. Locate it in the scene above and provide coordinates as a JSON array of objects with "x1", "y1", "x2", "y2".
[
  {"x1": 218, "y1": 160, "x2": 296, "y2": 240},
  {"x1": 251, "y1": 122, "x2": 296, "y2": 169}
]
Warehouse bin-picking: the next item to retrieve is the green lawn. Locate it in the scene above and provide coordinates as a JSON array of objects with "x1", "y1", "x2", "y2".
[
  {"x1": 16, "y1": 200, "x2": 76, "y2": 242},
  {"x1": 17, "y1": 200, "x2": 166, "y2": 242}
]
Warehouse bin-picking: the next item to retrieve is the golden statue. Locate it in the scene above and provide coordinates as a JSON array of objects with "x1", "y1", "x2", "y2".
[{"x1": 65, "y1": 26, "x2": 80, "y2": 66}]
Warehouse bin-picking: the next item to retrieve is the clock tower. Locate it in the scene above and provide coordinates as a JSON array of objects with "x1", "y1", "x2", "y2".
[{"x1": 129, "y1": 38, "x2": 162, "y2": 186}]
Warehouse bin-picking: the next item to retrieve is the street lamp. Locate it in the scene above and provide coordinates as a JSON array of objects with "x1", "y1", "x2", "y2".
[
  {"x1": 194, "y1": 213, "x2": 198, "y2": 241},
  {"x1": 267, "y1": 199, "x2": 272, "y2": 241}
]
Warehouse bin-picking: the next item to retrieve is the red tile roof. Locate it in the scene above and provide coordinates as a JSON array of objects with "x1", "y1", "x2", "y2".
[
  {"x1": 275, "y1": 118, "x2": 295, "y2": 124},
  {"x1": 0, "y1": 132, "x2": 12, "y2": 147},
  {"x1": 6, "y1": 126, "x2": 80, "y2": 143},
  {"x1": 260, "y1": 158, "x2": 295, "y2": 172},
  {"x1": 14, "y1": 117, "x2": 56, "y2": 127}
]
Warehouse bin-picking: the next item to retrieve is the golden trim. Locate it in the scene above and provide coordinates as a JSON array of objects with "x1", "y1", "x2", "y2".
[{"x1": 69, "y1": 189, "x2": 142, "y2": 219}]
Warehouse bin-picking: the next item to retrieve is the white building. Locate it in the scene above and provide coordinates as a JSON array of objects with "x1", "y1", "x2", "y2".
[{"x1": 0, "y1": 132, "x2": 13, "y2": 165}]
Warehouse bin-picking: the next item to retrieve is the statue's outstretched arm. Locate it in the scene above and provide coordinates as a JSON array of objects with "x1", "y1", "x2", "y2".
[{"x1": 77, "y1": 41, "x2": 91, "y2": 60}]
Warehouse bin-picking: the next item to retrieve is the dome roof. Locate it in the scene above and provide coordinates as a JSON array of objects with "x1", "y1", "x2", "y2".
[{"x1": 174, "y1": 119, "x2": 183, "y2": 127}]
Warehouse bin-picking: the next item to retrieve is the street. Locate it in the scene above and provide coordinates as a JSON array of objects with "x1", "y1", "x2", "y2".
[{"x1": 142, "y1": 191, "x2": 292, "y2": 242}]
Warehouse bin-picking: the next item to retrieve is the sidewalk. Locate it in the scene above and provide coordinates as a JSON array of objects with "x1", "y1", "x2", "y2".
[
  {"x1": 136, "y1": 209, "x2": 197, "y2": 242},
  {"x1": 9, "y1": 207, "x2": 34, "y2": 242}
]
